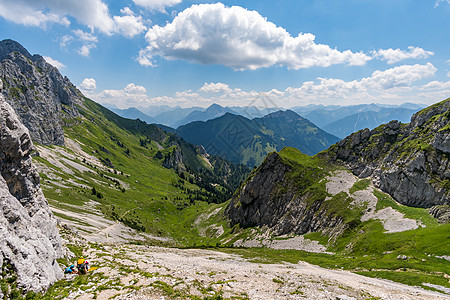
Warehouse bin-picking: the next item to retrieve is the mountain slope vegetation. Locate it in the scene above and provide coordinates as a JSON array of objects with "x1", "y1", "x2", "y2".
[
  {"x1": 37, "y1": 97, "x2": 249, "y2": 239},
  {"x1": 177, "y1": 110, "x2": 340, "y2": 167},
  {"x1": 226, "y1": 146, "x2": 449, "y2": 293},
  {"x1": 1, "y1": 39, "x2": 449, "y2": 299}
]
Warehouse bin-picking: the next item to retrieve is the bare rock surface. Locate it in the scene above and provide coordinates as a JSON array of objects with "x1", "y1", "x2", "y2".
[
  {"x1": 226, "y1": 152, "x2": 347, "y2": 238},
  {"x1": 235, "y1": 233, "x2": 332, "y2": 254},
  {"x1": 0, "y1": 93, "x2": 63, "y2": 294},
  {"x1": 0, "y1": 39, "x2": 83, "y2": 146},
  {"x1": 324, "y1": 99, "x2": 450, "y2": 208},
  {"x1": 326, "y1": 170, "x2": 357, "y2": 195}
]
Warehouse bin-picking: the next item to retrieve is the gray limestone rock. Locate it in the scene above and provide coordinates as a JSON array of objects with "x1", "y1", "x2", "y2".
[
  {"x1": 428, "y1": 205, "x2": 450, "y2": 223},
  {"x1": 226, "y1": 152, "x2": 346, "y2": 237},
  {"x1": 323, "y1": 99, "x2": 450, "y2": 208},
  {"x1": 0, "y1": 39, "x2": 83, "y2": 146},
  {"x1": 163, "y1": 146, "x2": 185, "y2": 170},
  {"x1": 0, "y1": 92, "x2": 63, "y2": 294}
]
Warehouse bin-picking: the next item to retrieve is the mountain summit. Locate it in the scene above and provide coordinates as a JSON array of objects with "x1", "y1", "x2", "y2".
[
  {"x1": 0, "y1": 39, "x2": 83, "y2": 146},
  {"x1": 177, "y1": 110, "x2": 339, "y2": 167}
]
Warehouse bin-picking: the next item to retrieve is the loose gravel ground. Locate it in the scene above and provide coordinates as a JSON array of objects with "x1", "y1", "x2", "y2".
[{"x1": 63, "y1": 244, "x2": 449, "y2": 300}]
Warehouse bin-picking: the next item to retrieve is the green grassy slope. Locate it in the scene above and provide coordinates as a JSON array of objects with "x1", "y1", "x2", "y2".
[
  {"x1": 36, "y1": 98, "x2": 249, "y2": 245},
  {"x1": 223, "y1": 147, "x2": 449, "y2": 292}
]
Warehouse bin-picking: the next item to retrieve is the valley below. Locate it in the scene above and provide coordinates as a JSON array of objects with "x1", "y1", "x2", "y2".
[
  {"x1": 37, "y1": 136, "x2": 450, "y2": 299},
  {"x1": 0, "y1": 39, "x2": 449, "y2": 300}
]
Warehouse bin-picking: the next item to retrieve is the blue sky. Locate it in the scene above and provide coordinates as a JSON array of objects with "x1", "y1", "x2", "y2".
[{"x1": 0, "y1": 0, "x2": 449, "y2": 108}]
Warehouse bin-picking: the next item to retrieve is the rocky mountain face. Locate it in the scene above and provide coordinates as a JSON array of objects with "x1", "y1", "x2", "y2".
[
  {"x1": 0, "y1": 39, "x2": 83, "y2": 146},
  {"x1": 0, "y1": 85, "x2": 63, "y2": 296},
  {"x1": 226, "y1": 149, "x2": 347, "y2": 238},
  {"x1": 323, "y1": 98, "x2": 450, "y2": 208}
]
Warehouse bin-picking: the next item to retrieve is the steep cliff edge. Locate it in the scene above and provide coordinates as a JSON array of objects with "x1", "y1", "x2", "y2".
[
  {"x1": 323, "y1": 98, "x2": 450, "y2": 208},
  {"x1": 226, "y1": 148, "x2": 354, "y2": 238},
  {"x1": 0, "y1": 86, "x2": 63, "y2": 295},
  {"x1": 0, "y1": 39, "x2": 83, "y2": 146}
]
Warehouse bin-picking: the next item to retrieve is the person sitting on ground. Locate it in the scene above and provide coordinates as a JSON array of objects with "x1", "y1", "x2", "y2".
[{"x1": 64, "y1": 264, "x2": 78, "y2": 274}]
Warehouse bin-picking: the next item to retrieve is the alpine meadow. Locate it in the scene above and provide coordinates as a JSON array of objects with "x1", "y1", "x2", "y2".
[{"x1": 0, "y1": 1, "x2": 449, "y2": 299}]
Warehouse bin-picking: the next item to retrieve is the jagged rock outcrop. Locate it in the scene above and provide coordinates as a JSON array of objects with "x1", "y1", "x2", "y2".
[
  {"x1": 226, "y1": 151, "x2": 346, "y2": 237},
  {"x1": 163, "y1": 146, "x2": 185, "y2": 170},
  {"x1": 0, "y1": 39, "x2": 83, "y2": 146},
  {"x1": 323, "y1": 99, "x2": 450, "y2": 208},
  {"x1": 0, "y1": 87, "x2": 63, "y2": 295},
  {"x1": 428, "y1": 205, "x2": 450, "y2": 223}
]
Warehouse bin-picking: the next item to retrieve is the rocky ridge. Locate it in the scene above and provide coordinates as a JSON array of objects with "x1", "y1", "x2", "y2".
[
  {"x1": 323, "y1": 98, "x2": 450, "y2": 208},
  {"x1": 226, "y1": 149, "x2": 348, "y2": 238},
  {"x1": 0, "y1": 81, "x2": 63, "y2": 296},
  {"x1": 0, "y1": 39, "x2": 83, "y2": 146}
]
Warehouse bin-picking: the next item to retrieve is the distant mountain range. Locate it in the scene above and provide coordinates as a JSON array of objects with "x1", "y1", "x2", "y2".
[
  {"x1": 173, "y1": 103, "x2": 238, "y2": 128},
  {"x1": 110, "y1": 107, "x2": 156, "y2": 124},
  {"x1": 176, "y1": 110, "x2": 340, "y2": 167},
  {"x1": 322, "y1": 107, "x2": 422, "y2": 138},
  {"x1": 292, "y1": 103, "x2": 425, "y2": 129},
  {"x1": 109, "y1": 103, "x2": 425, "y2": 141}
]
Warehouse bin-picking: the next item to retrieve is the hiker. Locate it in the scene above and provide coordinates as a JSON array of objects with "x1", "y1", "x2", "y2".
[
  {"x1": 77, "y1": 258, "x2": 88, "y2": 275},
  {"x1": 64, "y1": 264, "x2": 78, "y2": 274}
]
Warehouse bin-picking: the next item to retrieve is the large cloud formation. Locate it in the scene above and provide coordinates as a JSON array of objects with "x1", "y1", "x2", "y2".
[
  {"x1": 151, "y1": 63, "x2": 441, "y2": 107},
  {"x1": 0, "y1": 0, "x2": 146, "y2": 38},
  {"x1": 81, "y1": 63, "x2": 447, "y2": 109},
  {"x1": 138, "y1": 3, "x2": 372, "y2": 70},
  {"x1": 372, "y1": 47, "x2": 434, "y2": 64}
]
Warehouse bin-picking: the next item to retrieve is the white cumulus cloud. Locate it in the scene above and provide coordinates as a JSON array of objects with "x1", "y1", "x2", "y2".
[
  {"x1": 73, "y1": 29, "x2": 98, "y2": 43},
  {"x1": 363, "y1": 63, "x2": 437, "y2": 89},
  {"x1": 287, "y1": 63, "x2": 437, "y2": 97},
  {"x1": 133, "y1": 0, "x2": 182, "y2": 10},
  {"x1": 113, "y1": 8, "x2": 147, "y2": 38},
  {"x1": 434, "y1": 0, "x2": 450, "y2": 7},
  {"x1": 96, "y1": 83, "x2": 150, "y2": 108},
  {"x1": 199, "y1": 82, "x2": 232, "y2": 94},
  {"x1": 78, "y1": 44, "x2": 97, "y2": 57},
  {"x1": 0, "y1": 0, "x2": 115, "y2": 34},
  {"x1": 43, "y1": 56, "x2": 66, "y2": 69},
  {"x1": 80, "y1": 78, "x2": 97, "y2": 90},
  {"x1": 60, "y1": 35, "x2": 74, "y2": 49},
  {"x1": 373, "y1": 46, "x2": 434, "y2": 64},
  {"x1": 284, "y1": 63, "x2": 437, "y2": 106},
  {"x1": 0, "y1": 1, "x2": 69, "y2": 28},
  {"x1": 138, "y1": 3, "x2": 372, "y2": 70},
  {"x1": 0, "y1": 0, "x2": 148, "y2": 38}
]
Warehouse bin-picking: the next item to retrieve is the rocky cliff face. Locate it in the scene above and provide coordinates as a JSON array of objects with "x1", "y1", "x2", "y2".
[
  {"x1": 323, "y1": 98, "x2": 450, "y2": 208},
  {"x1": 163, "y1": 146, "x2": 185, "y2": 170},
  {"x1": 0, "y1": 39, "x2": 83, "y2": 146},
  {"x1": 226, "y1": 150, "x2": 347, "y2": 238},
  {"x1": 0, "y1": 86, "x2": 63, "y2": 295}
]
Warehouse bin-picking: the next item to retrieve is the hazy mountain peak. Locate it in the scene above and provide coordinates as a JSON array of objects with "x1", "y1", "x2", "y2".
[
  {"x1": 262, "y1": 109, "x2": 302, "y2": 120},
  {"x1": 207, "y1": 103, "x2": 224, "y2": 110}
]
